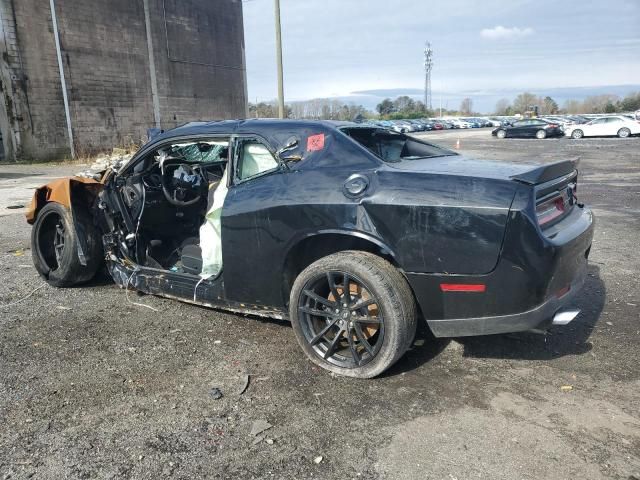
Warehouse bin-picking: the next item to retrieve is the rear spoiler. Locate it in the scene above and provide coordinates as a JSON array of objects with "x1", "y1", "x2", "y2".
[{"x1": 510, "y1": 158, "x2": 579, "y2": 185}]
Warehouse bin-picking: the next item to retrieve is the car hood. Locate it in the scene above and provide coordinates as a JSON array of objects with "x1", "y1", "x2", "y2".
[{"x1": 385, "y1": 155, "x2": 579, "y2": 185}]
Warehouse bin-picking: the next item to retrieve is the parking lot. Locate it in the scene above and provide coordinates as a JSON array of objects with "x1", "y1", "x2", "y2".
[{"x1": 1, "y1": 129, "x2": 639, "y2": 479}]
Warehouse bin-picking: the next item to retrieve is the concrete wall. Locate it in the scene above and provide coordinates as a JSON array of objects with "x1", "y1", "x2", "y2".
[{"x1": 0, "y1": 0, "x2": 247, "y2": 162}]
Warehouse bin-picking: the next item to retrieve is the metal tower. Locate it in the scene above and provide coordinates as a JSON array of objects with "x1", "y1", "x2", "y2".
[{"x1": 424, "y1": 42, "x2": 433, "y2": 111}]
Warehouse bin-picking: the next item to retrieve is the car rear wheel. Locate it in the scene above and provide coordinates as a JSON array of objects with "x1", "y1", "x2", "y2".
[
  {"x1": 496, "y1": 129, "x2": 506, "y2": 139},
  {"x1": 31, "y1": 202, "x2": 103, "y2": 287},
  {"x1": 571, "y1": 129, "x2": 584, "y2": 139},
  {"x1": 617, "y1": 127, "x2": 631, "y2": 138},
  {"x1": 289, "y1": 251, "x2": 417, "y2": 378},
  {"x1": 536, "y1": 129, "x2": 547, "y2": 139}
]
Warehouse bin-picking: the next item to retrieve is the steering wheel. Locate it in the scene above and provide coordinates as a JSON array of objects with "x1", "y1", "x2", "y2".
[{"x1": 160, "y1": 159, "x2": 205, "y2": 207}]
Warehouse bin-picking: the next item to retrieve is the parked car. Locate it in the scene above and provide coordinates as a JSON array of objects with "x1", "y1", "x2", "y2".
[
  {"x1": 412, "y1": 119, "x2": 432, "y2": 131},
  {"x1": 564, "y1": 115, "x2": 640, "y2": 139},
  {"x1": 420, "y1": 119, "x2": 435, "y2": 130},
  {"x1": 566, "y1": 115, "x2": 590, "y2": 125},
  {"x1": 406, "y1": 119, "x2": 427, "y2": 131},
  {"x1": 376, "y1": 120, "x2": 396, "y2": 131},
  {"x1": 462, "y1": 118, "x2": 481, "y2": 128},
  {"x1": 396, "y1": 120, "x2": 417, "y2": 132},
  {"x1": 26, "y1": 120, "x2": 594, "y2": 378},
  {"x1": 492, "y1": 118, "x2": 565, "y2": 139},
  {"x1": 469, "y1": 117, "x2": 492, "y2": 127},
  {"x1": 450, "y1": 119, "x2": 472, "y2": 129},
  {"x1": 482, "y1": 118, "x2": 502, "y2": 127},
  {"x1": 387, "y1": 120, "x2": 409, "y2": 133}
]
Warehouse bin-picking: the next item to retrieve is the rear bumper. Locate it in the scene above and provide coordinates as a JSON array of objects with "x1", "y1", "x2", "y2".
[
  {"x1": 425, "y1": 261, "x2": 586, "y2": 337},
  {"x1": 406, "y1": 205, "x2": 594, "y2": 337}
]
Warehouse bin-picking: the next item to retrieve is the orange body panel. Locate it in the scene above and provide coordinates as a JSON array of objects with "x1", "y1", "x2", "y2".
[{"x1": 25, "y1": 177, "x2": 103, "y2": 224}]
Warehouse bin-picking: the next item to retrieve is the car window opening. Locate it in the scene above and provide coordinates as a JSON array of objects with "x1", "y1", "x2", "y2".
[{"x1": 341, "y1": 127, "x2": 455, "y2": 163}]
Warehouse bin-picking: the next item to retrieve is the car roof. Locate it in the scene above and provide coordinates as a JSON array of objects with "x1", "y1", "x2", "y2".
[{"x1": 152, "y1": 118, "x2": 358, "y2": 143}]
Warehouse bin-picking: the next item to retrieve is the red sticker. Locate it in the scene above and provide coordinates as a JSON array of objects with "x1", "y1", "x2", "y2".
[{"x1": 306, "y1": 133, "x2": 325, "y2": 152}]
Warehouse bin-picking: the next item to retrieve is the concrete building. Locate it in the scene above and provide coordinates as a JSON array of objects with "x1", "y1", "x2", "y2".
[{"x1": 0, "y1": 0, "x2": 247, "y2": 162}]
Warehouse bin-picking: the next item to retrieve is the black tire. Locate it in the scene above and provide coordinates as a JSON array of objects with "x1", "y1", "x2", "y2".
[
  {"x1": 571, "y1": 129, "x2": 584, "y2": 139},
  {"x1": 536, "y1": 129, "x2": 547, "y2": 139},
  {"x1": 31, "y1": 202, "x2": 103, "y2": 287},
  {"x1": 617, "y1": 127, "x2": 631, "y2": 138},
  {"x1": 496, "y1": 129, "x2": 506, "y2": 139},
  {"x1": 289, "y1": 251, "x2": 417, "y2": 378}
]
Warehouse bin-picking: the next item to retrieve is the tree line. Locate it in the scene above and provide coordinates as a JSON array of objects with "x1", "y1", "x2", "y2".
[
  {"x1": 249, "y1": 90, "x2": 640, "y2": 120},
  {"x1": 495, "y1": 91, "x2": 640, "y2": 116},
  {"x1": 249, "y1": 98, "x2": 368, "y2": 121}
]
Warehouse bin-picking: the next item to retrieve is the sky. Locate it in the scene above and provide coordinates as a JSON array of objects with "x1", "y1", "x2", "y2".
[{"x1": 242, "y1": 0, "x2": 640, "y2": 112}]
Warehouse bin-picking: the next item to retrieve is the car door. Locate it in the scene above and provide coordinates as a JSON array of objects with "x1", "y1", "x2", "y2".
[
  {"x1": 508, "y1": 120, "x2": 528, "y2": 137},
  {"x1": 528, "y1": 119, "x2": 547, "y2": 136},
  {"x1": 221, "y1": 135, "x2": 287, "y2": 305},
  {"x1": 604, "y1": 117, "x2": 623, "y2": 136},
  {"x1": 584, "y1": 118, "x2": 606, "y2": 136}
]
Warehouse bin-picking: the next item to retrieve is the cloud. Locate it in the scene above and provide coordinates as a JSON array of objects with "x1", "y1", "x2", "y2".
[{"x1": 480, "y1": 26, "x2": 534, "y2": 40}]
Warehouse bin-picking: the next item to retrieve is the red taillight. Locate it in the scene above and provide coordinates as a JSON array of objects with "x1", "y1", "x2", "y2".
[
  {"x1": 440, "y1": 284, "x2": 486, "y2": 292},
  {"x1": 549, "y1": 123, "x2": 558, "y2": 128},
  {"x1": 536, "y1": 194, "x2": 566, "y2": 226}
]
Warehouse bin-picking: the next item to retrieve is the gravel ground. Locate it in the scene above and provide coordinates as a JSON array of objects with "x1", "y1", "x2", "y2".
[{"x1": 0, "y1": 129, "x2": 639, "y2": 479}]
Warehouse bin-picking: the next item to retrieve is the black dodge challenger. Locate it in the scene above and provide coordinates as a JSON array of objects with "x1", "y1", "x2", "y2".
[{"x1": 26, "y1": 120, "x2": 594, "y2": 378}]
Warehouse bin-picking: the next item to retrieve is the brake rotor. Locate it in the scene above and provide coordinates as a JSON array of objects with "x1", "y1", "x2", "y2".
[{"x1": 328, "y1": 281, "x2": 379, "y2": 338}]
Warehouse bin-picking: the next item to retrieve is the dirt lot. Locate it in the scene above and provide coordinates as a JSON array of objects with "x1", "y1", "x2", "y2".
[{"x1": 1, "y1": 129, "x2": 639, "y2": 479}]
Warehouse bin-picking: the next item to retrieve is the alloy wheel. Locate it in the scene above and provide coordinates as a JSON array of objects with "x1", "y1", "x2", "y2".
[{"x1": 297, "y1": 271, "x2": 384, "y2": 368}]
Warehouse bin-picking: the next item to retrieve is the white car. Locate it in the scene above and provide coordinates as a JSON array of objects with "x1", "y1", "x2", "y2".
[
  {"x1": 565, "y1": 116, "x2": 640, "y2": 139},
  {"x1": 450, "y1": 119, "x2": 471, "y2": 129},
  {"x1": 482, "y1": 118, "x2": 502, "y2": 127}
]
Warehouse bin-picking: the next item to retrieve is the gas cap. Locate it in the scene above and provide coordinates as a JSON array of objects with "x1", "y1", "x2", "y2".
[{"x1": 343, "y1": 174, "x2": 369, "y2": 198}]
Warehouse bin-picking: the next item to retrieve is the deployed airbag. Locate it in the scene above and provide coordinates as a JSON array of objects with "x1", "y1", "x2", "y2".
[{"x1": 199, "y1": 169, "x2": 228, "y2": 279}]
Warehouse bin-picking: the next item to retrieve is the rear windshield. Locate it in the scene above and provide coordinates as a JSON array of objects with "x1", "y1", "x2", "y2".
[{"x1": 341, "y1": 127, "x2": 455, "y2": 163}]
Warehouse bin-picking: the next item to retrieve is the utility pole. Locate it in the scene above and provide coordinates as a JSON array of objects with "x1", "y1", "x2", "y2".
[{"x1": 274, "y1": 0, "x2": 285, "y2": 118}]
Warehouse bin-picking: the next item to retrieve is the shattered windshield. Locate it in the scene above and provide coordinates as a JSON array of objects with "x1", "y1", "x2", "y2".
[
  {"x1": 341, "y1": 127, "x2": 455, "y2": 163},
  {"x1": 163, "y1": 140, "x2": 229, "y2": 164}
]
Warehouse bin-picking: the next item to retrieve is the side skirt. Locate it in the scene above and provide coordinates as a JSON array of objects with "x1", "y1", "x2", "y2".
[{"x1": 108, "y1": 260, "x2": 289, "y2": 321}]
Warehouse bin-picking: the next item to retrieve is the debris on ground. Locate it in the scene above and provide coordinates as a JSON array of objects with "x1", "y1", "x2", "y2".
[
  {"x1": 209, "y1": 387, "x2": 223, "y2": 400},
  {"x1": 238, "y1": 374, "x2": 250, "y2": 395},
  {"x1": 6, "y1": 204, "x2": 25, "y2": 210},
  {"x1": 76, "y1": 148, "x2": 134, "y2": 179},
  {"x1": 313, "y1": 456, "x2": 323, "y2": 464},
  {"x1": 560, "y1": 385, "x2": 573, "y2": 392},
  {"x1": 250, "y1": 419, "x2": 272, "y2": 437}
]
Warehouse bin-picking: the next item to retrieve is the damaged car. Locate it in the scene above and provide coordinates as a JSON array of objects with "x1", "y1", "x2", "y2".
[{"x1": 26, "y1": 120, "x2": 594, "y2": 378}]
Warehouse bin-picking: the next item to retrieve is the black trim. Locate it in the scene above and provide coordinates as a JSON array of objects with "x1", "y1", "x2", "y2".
[{"x1": 426, "y1": 264, "x2": 586, "y2": 337}]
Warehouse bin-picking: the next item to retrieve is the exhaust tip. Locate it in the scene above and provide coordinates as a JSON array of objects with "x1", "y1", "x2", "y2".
[{"x1": 552, "y1": 309, "x2": 580, "y2": 326}]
